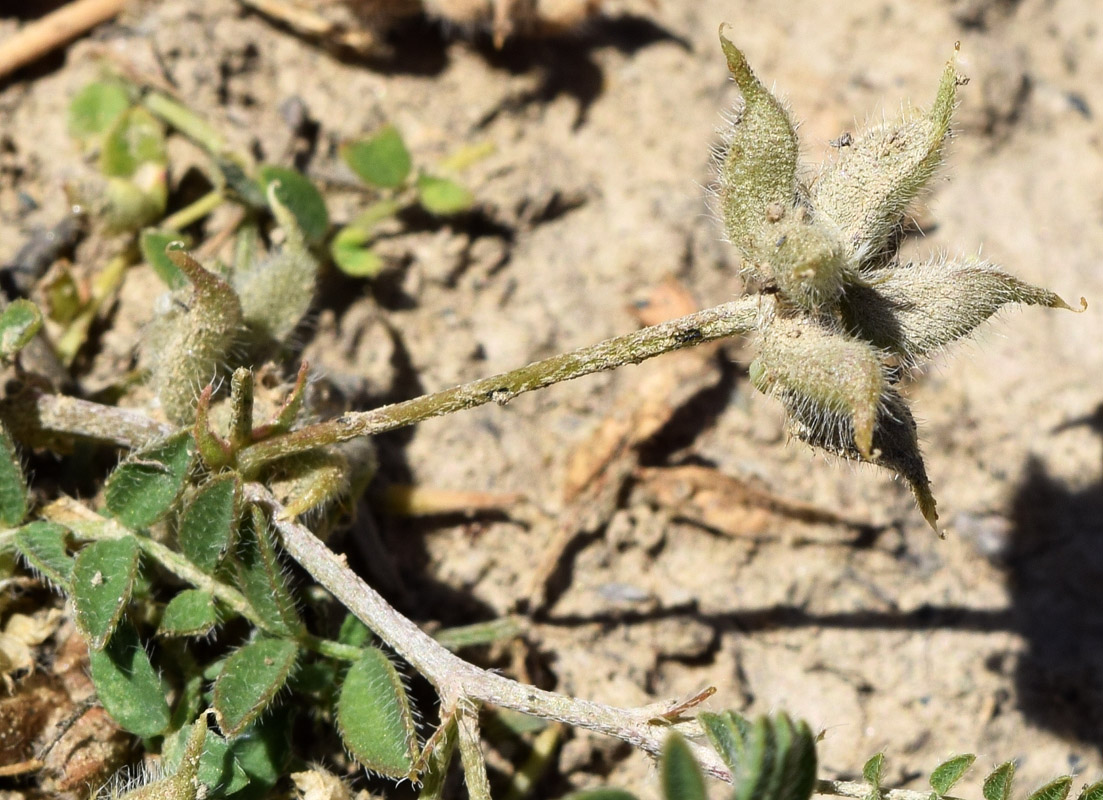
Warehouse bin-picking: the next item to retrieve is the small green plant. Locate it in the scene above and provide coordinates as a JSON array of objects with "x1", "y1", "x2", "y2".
[{"x1": 0, "y1": 23, "x2": 1089, "y2": 800}]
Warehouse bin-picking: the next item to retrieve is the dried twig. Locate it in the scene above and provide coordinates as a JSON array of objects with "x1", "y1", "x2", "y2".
[{"x1": 0, "y1": 0, "x2": 127, "y2": 81}]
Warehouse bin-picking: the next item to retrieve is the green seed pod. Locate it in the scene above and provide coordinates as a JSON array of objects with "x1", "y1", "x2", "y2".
[
  {"x1": 716, "y1": 26, "x2": 800, "y2": 273},
  {"x1": 789, "y1": 388, "x2": 938, "y2": 531},
  {"x1": 840, "y1": 256, "x2": 1081, "y2": 362},
  {"x1": 751, "y1": 310, "x2": 886, "y2": 459},
  {"x1": 813, "y1": 54, "x2": 961, "y2": 266},
  {"x1": 233, "y1": 183, "x2": 319, "y2": 347},
  {"x1": 144, "y1": 247, "x2": 243, "y2": 425}
]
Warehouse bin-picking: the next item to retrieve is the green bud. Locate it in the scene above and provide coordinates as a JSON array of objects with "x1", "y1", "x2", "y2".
[
  {"x1": 751, "y1": 309, "x2": 885, "y2": 459},
  {"x1": 716, "y1": 27, "x2": 800, "y2": 273},
  {"x1": 840, "y1": 257, "x2": 1082, "y2": 362},
  {"x1": 769, "y1": 211, "x2": 852, "y2": 309},
  {"x1": 813, "y1": 54, "x2": 961, "y2": 266}
]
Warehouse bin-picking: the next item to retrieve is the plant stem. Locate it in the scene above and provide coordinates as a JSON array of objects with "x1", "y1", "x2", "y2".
[
  {"x1": 239, "y1": 297, "x2": 761, "y2": 471},
  {"x1": 247, "y1": 484, "x2": 732, "y2": 781},
  {"x1": 142, "y1": 91, "x2": 230, "y2": 159},
  {"x1": 162, "y1": 189, "x2": 225, "y2": 231},
  {"x1": 817, "y1": 780, "x2": 965, "y2": 800}
]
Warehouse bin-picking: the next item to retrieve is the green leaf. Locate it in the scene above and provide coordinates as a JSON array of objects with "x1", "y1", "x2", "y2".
[
  {"x1": 1027, "y1": 777, "x2": 1074, "y2": 800},
  {"x1": 140, "y1": 228, "x2": 191, "y2": 289},
  {"x1": 661, "y1": 733, "x2": 706, "y2": 800},
  {"x1": 178, "y1": 474, "x2": 241, "y2": 572},
  {"x1": 983, "y1": 763, "x2": 1016, "y2": 800},
  {"x1": 68, "y1": 80, "x2": 131, "y2": 142},
  {"x1": 700, "y1": 710, "x2": 748, "y2": 776},
  {"x1": 0, "y1": 299, "x2": 43, "y2": 359},
  {"x1": 88, "y1": 620, "x2": 171, "y2": 737},
  {"x1": 258, "y1": 165, "x2": 329, "y2": 245},
  {"x1": 229, "y1": 706, "x2": 294, "y2": 789},
  {"x1": 330, "y1": 225, "x2": 385, "y2": 278},
  {"x1": 159, "y1": 589, "x2": 218, "y2": 637},
  {"x1": 416, "y1": 173, "x2": 474, "y2": 216},
  {"x1": 105, "y1": 431, "x2": 196, "y2": 529},
  {"x1": 100, "y1": 106, "x2": 167, "y2": 178},
  {"x1": 726, "y1": 714, "x2": 818, "y2": 800},
  {"x1": 930, "y1": 755, "x2": 976, "y2": 796},
  {"x1": 0, "y1": 422, "x2": 27, "y2": 526},
  {"x1": 14, "y1": 521, "x2": 73, "y2": 586},
  {"x1": 233, "y1": 504, "x2": 302, "y2": 636},
  {"x1": 213, "y1": 637, "x2": 299, "y2": 736},
  {"x1": 71, "y1": 536, "x2": 140, "y2": 649},
  {"x1": 338, "y1": 614, "x2": 372, "y2": 648},
  {"x1": 863, "y1": 753, "x2": 886, "y2": 790},
  {"x1": 163, "y1": 720, "x2": 251, "y2": 798},
  {"x1": 341, "y1": 125, "x2": 412, "y2": 189},
  {"x1": 336, "y1": 646, "x2": 418, "y2": 779},
  {"x1": 1078, "y1": 781, "x2": 1103, "y2": 800}
]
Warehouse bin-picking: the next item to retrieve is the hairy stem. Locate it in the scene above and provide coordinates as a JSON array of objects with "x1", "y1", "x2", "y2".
[
  {"x1": 247, "y1": 484, "x2": 732, "y2": 781},
  {"x1": 239, "y1": 297, "x2": 761, "y2": 471},
  {"x1": 817, "y1": 780, "x2": 965, "y2": 800}
]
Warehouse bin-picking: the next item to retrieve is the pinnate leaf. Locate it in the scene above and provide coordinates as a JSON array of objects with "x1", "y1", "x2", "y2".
[
  {"x1": 930, "y1": 754, "x2": 976, "y2": 796},
  {"x1": 88, "y1": 620, "x2": 171, "y2": 737},
  {"x1": 416, "y1": 174, "x2": 474, "y2": 216},
  {"x1": 341, "y1": 125, "x2": 411, "y2": 189},
  {"x1": 105, "y1": 431, "x2": 196, "y2": 529},
  {"x1": 159, "y1": 589, "x2": 218, "y2": 637},
  {"x1": 259, "y1": 165, "x2": 329, "y2": 245},
  {"x1": 336, "y1": 646, "x2": 418, "y2": 779},
  {"x1": 1028, "y1": 777, "x2": 1074, "y2": 800},
  {"x1": 0, "y1": 299, "x2": 43, "y2": 359},
  {"x1": 984, "y1": 763, "x2": 1016, "y2": 800},
  {"x1": 72, "y1": 535, "x2": 140, "y2": 649},
  {"x1": 213, "y1": 637, "x2": 298, "y2": 736},
  {"x1": 14, "y1": 521, "x2": 73, "y2": 586},
  {"x1": 661, "y1": 733, "x2": 706, "y2": 800},
  {"x1": 177, "y1": 473, "x2": 241, "y2": 572}
]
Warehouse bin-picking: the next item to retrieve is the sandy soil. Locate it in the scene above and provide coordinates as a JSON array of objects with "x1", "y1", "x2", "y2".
[{"x1": 2, "y1": 0, "x2": 1103, "y2": 797}]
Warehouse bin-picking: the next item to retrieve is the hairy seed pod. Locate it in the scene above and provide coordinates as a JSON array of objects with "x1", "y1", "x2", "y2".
[
  {"x1": 234, "y1": 184, "x2": 319, "y2": 347},
  {"x1": 789, "y1": 388, "x2": 938, "y2": 531},
  {"x1": 147, "y1": 248, "x2": 243, "y2": 425},
  {"x1": 716, "y1": 26, "x2": 800, "y2": 274},
  {"x1": 839, "y1": 257, "x2": 1082, "y2": 363},
  {"x1": 750, "y1": 310, "x2": 885, "y2": 459},
  {"x1": 813, "y1": 55, "x2": 961, "y2": 266}
]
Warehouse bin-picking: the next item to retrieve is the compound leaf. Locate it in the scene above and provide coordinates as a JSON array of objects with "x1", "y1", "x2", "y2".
[
  {"x1": 661, "y1": 733, "x2": 706, "y2": 800},
  {"x1": 930, "y1": 754, "x2": 976, "y2": 797},
  {"x1": 341, "y1": 125, "x2": 411, "y2": 189},
  {"x1": 336, "y1": 646, "x2": 418, "y2": 779},
  {"x1": 159, "y1": 589, "x2": 218, "y2": 637},
  {"x1": 14, "y1": 521, "x2": 73, "y2": 586},
  {"x1": 213, "y1": 637, "x2": 298, "y2": 736},
  {"x1": 177, "y1": 473, "x2": 241, "y2": 572},
  {"x1": 71, "y1": 535, "x2": 140, "y2": 649},
  {"x1": 88, "y1": 620, "x2": 171, "y2": 737},
  {"x1": 105, "y1": 431, "x2": 196, "y2": 529}
]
